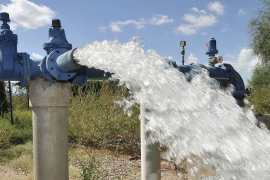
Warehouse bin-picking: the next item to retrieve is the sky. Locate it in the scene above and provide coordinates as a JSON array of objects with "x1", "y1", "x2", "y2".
[{"x1": 0, "y1": 0, "x2": 262, "y2": 84}]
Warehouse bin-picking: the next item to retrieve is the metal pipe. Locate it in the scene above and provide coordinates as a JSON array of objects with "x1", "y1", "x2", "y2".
[
  {"x1": 8, "y1": 81, "x2": 13, "y2": 125},
  {"x1": 55, "y1": 48, "x2": 81, "y2": 73},
  {"x1": 140, "y1": 105, "x2": 161, "y2": 180},
  {"x1": 55, "y1": 48, "x2": 112, "y2": 80},
  {"x1": 29, "y1": 78, "x2": 71, "y2": 180}
]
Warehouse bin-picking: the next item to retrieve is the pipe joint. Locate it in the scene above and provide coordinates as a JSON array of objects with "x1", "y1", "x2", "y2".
[
  {"x1": 171, "y1": 61, "x2": 247, "y2": 106},
  {"x1": 42, "y1": 48, "x2": 77, "y2": 81}
]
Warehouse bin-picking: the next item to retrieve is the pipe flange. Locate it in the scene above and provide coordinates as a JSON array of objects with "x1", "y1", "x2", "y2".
[
  {"x1": 46, "y1": 49, "x2": 76, "y2": 80},
  {"x1": 40, "y1": 57, "x2": 57, "y2": 82}
]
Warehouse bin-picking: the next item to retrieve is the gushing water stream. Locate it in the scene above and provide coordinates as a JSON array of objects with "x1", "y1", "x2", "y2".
[{"x1": 73, "y1": 37, "x2": 270, "y2": 179}]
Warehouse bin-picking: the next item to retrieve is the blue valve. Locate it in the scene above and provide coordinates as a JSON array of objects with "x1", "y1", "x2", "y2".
[
  {"x1": 0, "y1": 13, "x2": 110, "y2": 86},
  {"x1": 168, "y1": 38, "x2": 247, "y2": 107}
]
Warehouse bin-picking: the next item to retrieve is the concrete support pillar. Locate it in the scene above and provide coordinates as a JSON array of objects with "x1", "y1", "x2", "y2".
[
  {"x1": 29, "y1": 78, "x2": 71, "y2": 180},
  {"x1": 140, "y1": 105, "x2": 161, "y2": 180}
]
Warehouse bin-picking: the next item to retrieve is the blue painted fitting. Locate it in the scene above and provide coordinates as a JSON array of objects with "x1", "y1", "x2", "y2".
[
  {"x1": 206, "y1": 38, "x2": 218, "y2": 57},
  {"x1": 52, "y1": 48, "x2": 111, "y2": 84},
  {"x1": 207, "y1": 64, "x2": 230, "y2": 87},
  {"x1": 0, "y1": 12, "x2": 33, "y2": 86},
  {"x1": 40, "y1": 18, "x2": 111, "y2": 85},
  {"x1": 0, "y1": 12, "x2": 17, "y2": 73},
  {"x1": 177, "y1": 65, "x2": 192, "y2": 73},
  {"x1": 43, "y1": 19, "x2": 72, "y2": 55},
  {"x1": 40, "y1": 57, "x2": 57, "y2": 82},
  {"x1": 55, "y1": 48, "x2": 81, "y2": 73},
  {"x1": 220, "y1": 64, "x2": 247, "y2": 106},
  {"x1": 172, "y1": 60, "x2": 247, "y2": 106},
  {"x1": 45, "y1": 48, "x2": 76, "y2": 80},
  {"x1": 70, "y1": 67, "x2": 88, "y2": 85},
  {"x1": 40, "y1": 19, "x2": 76, "y2": 81},
  {"x1": 0, "y1": 12, "x2": 43, "y2": 86},
  {"x1": 29, "y1": 58, "x2": 42, "y2": 80}
]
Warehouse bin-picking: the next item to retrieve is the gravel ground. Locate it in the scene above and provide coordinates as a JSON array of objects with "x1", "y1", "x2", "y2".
[
  {"x1": 69, "y1": 151, "x2": 186, "y2": 179},
  {"x1": 0, "y1": 145, "x2": 187, "y2": 180}
]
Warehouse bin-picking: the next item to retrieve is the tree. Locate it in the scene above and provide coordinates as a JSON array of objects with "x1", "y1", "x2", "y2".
[
  {"x1": 249, "y1": 64, "x2": 270, "y2": 87},
  {"x1": 0, "y1": 81, "x2": 8, "y2": 115},
  {"x1": 248, "y1": 0, "x2": 270, "y2": 64},
  {"x1": 247, "y1": 64, "x2": 270, "y2": 114}
]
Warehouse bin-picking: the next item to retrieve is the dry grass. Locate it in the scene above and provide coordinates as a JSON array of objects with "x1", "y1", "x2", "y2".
[
  {"x1": 0, "y1": 142, "x2": 33, "y2": 180},
  {"x1": 68, "y1": 81, "x2": 140, "y2": 155}
]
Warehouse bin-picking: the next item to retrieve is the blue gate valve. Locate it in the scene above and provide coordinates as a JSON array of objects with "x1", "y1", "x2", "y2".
[
  {"x1": 0, "y1": 12, "x2": 110, "y2": 87},
  {"x1": 40, "y1": 18, "x2": 111, "y2": 85},
  {"x1": 0, "y1": 12, "x2": 30, "y2": 86}
]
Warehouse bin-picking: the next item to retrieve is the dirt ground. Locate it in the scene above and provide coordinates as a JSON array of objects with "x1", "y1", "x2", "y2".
[{"x1": 0, "y1": 146, "x2": 186, "y2": 180}]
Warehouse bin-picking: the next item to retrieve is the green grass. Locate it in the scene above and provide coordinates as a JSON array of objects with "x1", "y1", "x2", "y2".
[
  {"x1": 0, "y1": 142, "x2": 32, "y2": 165},
  {"x1": 12, "y1": 96, "x2": 29, "y2": 110},
  {"x1": 10, "y1": 110, "x2": 32, "y2": 145},
  {"x1": 0, "y1": 80, "x2": 140, "y2": 155},
  {"x1": 76, "y1": 151, "x2": 103, "y2": 180},
  {"x1": 68, "y1": 81, "x2": 140, "y2": 155},
  {"x1": 0, "y1": 117, "x2": 14, "y2": 148}
]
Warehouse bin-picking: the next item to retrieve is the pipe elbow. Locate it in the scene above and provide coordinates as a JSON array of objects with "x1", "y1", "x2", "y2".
[{"x1": 231, "y1": 71, "x2": 247, "y2": 106}]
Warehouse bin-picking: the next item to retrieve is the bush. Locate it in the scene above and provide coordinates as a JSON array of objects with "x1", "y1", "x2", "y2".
[
  {"x1": 247, "y1": 84, "x2": 270, "y2": 114},
  {"x1": 68, "y1": 81, "x2": 140, "y2": 154},
  {"x1": 0, "y1": 109, "x2": 32, "y2": 147},
  {"x1": 12, "y1": 96, "x2": 29, "y2": 110},
  {"x1": 0, "y1": 118, "x2": 14, "y2": 148},
  {"x1": 77, "y1": 152, "x2": 103, "y2": 180},
  {"x1": 10, "y1": 110, "x2": 32, "y2": 144},
  {"x1": 247, "y1": 64, "x2": 270, "y2": 114}
]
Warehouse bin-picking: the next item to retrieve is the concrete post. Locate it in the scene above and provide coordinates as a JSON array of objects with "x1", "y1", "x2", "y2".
[
  {"x1": 140, "y1": 105, "x2": 161, "y2": 180},
  {"x1": 29, "y1": 78, "x2": 71, "y2": 180}
]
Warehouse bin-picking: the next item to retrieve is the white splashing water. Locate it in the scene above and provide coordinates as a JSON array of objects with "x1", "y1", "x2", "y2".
[{"x1": 73, "y1": 37, "x2": 270, "y2": 179}]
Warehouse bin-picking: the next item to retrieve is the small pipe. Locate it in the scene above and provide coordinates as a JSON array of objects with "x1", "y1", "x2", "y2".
[
  {"x1": 182, "y1": 46, "x2": 185, "y2": 65},
  {"x1": 8, "y1": 81, "x2": 13, "y2": 125},
  {"x1": 27, "y1": 87, "x2": 29, "y2": 109}
]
